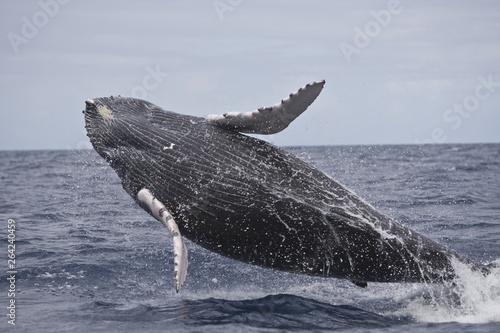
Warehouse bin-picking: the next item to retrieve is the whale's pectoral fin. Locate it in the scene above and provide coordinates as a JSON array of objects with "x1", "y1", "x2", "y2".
[
  {"x1": 137, "y1": 188, "x2": 188, "y2": 293},
  {"x1": 206, "y1": 80, "x2": 325, "y2": 135}
]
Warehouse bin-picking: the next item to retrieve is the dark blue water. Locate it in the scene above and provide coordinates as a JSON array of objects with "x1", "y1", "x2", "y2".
[{"x1": 1, "y1": 144, "x2": 499, "y2": 332}]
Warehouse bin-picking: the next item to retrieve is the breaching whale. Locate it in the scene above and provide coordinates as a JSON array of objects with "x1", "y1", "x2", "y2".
[{"x1": 83, "y1": 80, "x2": 485, "y2": 292}]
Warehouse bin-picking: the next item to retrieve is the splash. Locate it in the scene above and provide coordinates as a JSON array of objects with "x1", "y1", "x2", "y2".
[{"x1": 400, "y1": 258, "x2": 500, "y2": 323}]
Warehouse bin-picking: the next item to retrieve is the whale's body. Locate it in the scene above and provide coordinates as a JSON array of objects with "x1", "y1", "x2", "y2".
[{"x1": 84, "y1": 81, "x2": 479, "y2": 291}]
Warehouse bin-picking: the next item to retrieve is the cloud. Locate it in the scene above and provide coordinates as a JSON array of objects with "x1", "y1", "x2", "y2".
[{"x1": 1, "y1": 0, "x2": 499, "y2": 150}]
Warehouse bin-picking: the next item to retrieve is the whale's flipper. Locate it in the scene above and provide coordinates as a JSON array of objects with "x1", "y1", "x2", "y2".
[
  {"x1": 137, "y1": 188, "x2": 188, "y2": 292},
  {"x1": 206, "y1": 80, "x2": 325, "y2": 135}
]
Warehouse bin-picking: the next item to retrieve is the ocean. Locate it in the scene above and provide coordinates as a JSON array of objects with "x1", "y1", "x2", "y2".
[{"x1": 1, "y1": 144, "x2": 499, "y2": 332}]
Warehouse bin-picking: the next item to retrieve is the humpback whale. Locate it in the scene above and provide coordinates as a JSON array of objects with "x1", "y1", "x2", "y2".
[{"x1": 83, "y1": 80, "x2": 485, "y2": 292}]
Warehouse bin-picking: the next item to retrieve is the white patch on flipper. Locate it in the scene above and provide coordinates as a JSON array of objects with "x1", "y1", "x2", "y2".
[
  {"x1": 206, "y1": 80, "x2": 325, "y2": 134},
  {"x1": 137, "y1": 188, "x2": 188, "y2": 292}
]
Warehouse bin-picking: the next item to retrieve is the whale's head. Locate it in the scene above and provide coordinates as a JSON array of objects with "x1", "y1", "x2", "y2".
[
  {"x1": 83, "y1": 96, "x2": 157, "y2": 164},
  {"x1": 83, "y1": 96, "x2": 194, "y2": 196},
  {"x1": 83, "y1": 96, "x2": 166, "y2": 196}
]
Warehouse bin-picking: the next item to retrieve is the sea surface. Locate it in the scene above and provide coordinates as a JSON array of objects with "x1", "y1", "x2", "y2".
[{"x1": 1, "y1": 144, "x2": 499, "y2": 332}]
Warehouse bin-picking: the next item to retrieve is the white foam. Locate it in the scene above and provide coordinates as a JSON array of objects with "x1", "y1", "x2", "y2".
[
  {"x1": 157, "y1": 254, "x2": 500, "y2": 325},
  {"x1": 399, "y1": 258, "x2": 500, "y2": 323}
]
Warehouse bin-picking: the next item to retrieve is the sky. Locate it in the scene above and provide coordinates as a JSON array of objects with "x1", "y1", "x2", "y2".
[{"x1": 1, "y1": 0, "x2": 499, "y2": 151}]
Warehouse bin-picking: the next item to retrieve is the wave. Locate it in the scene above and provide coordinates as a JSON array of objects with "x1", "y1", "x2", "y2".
[
  {"x1": 398, "y1": 258, "x2": 500, "y2": 324},
  {"x1": 74, "y1": 259, "x2": 500, "y2": 331},
  {"x1": 78, "y1": 294, "x2": 408, "y2": 331}
]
